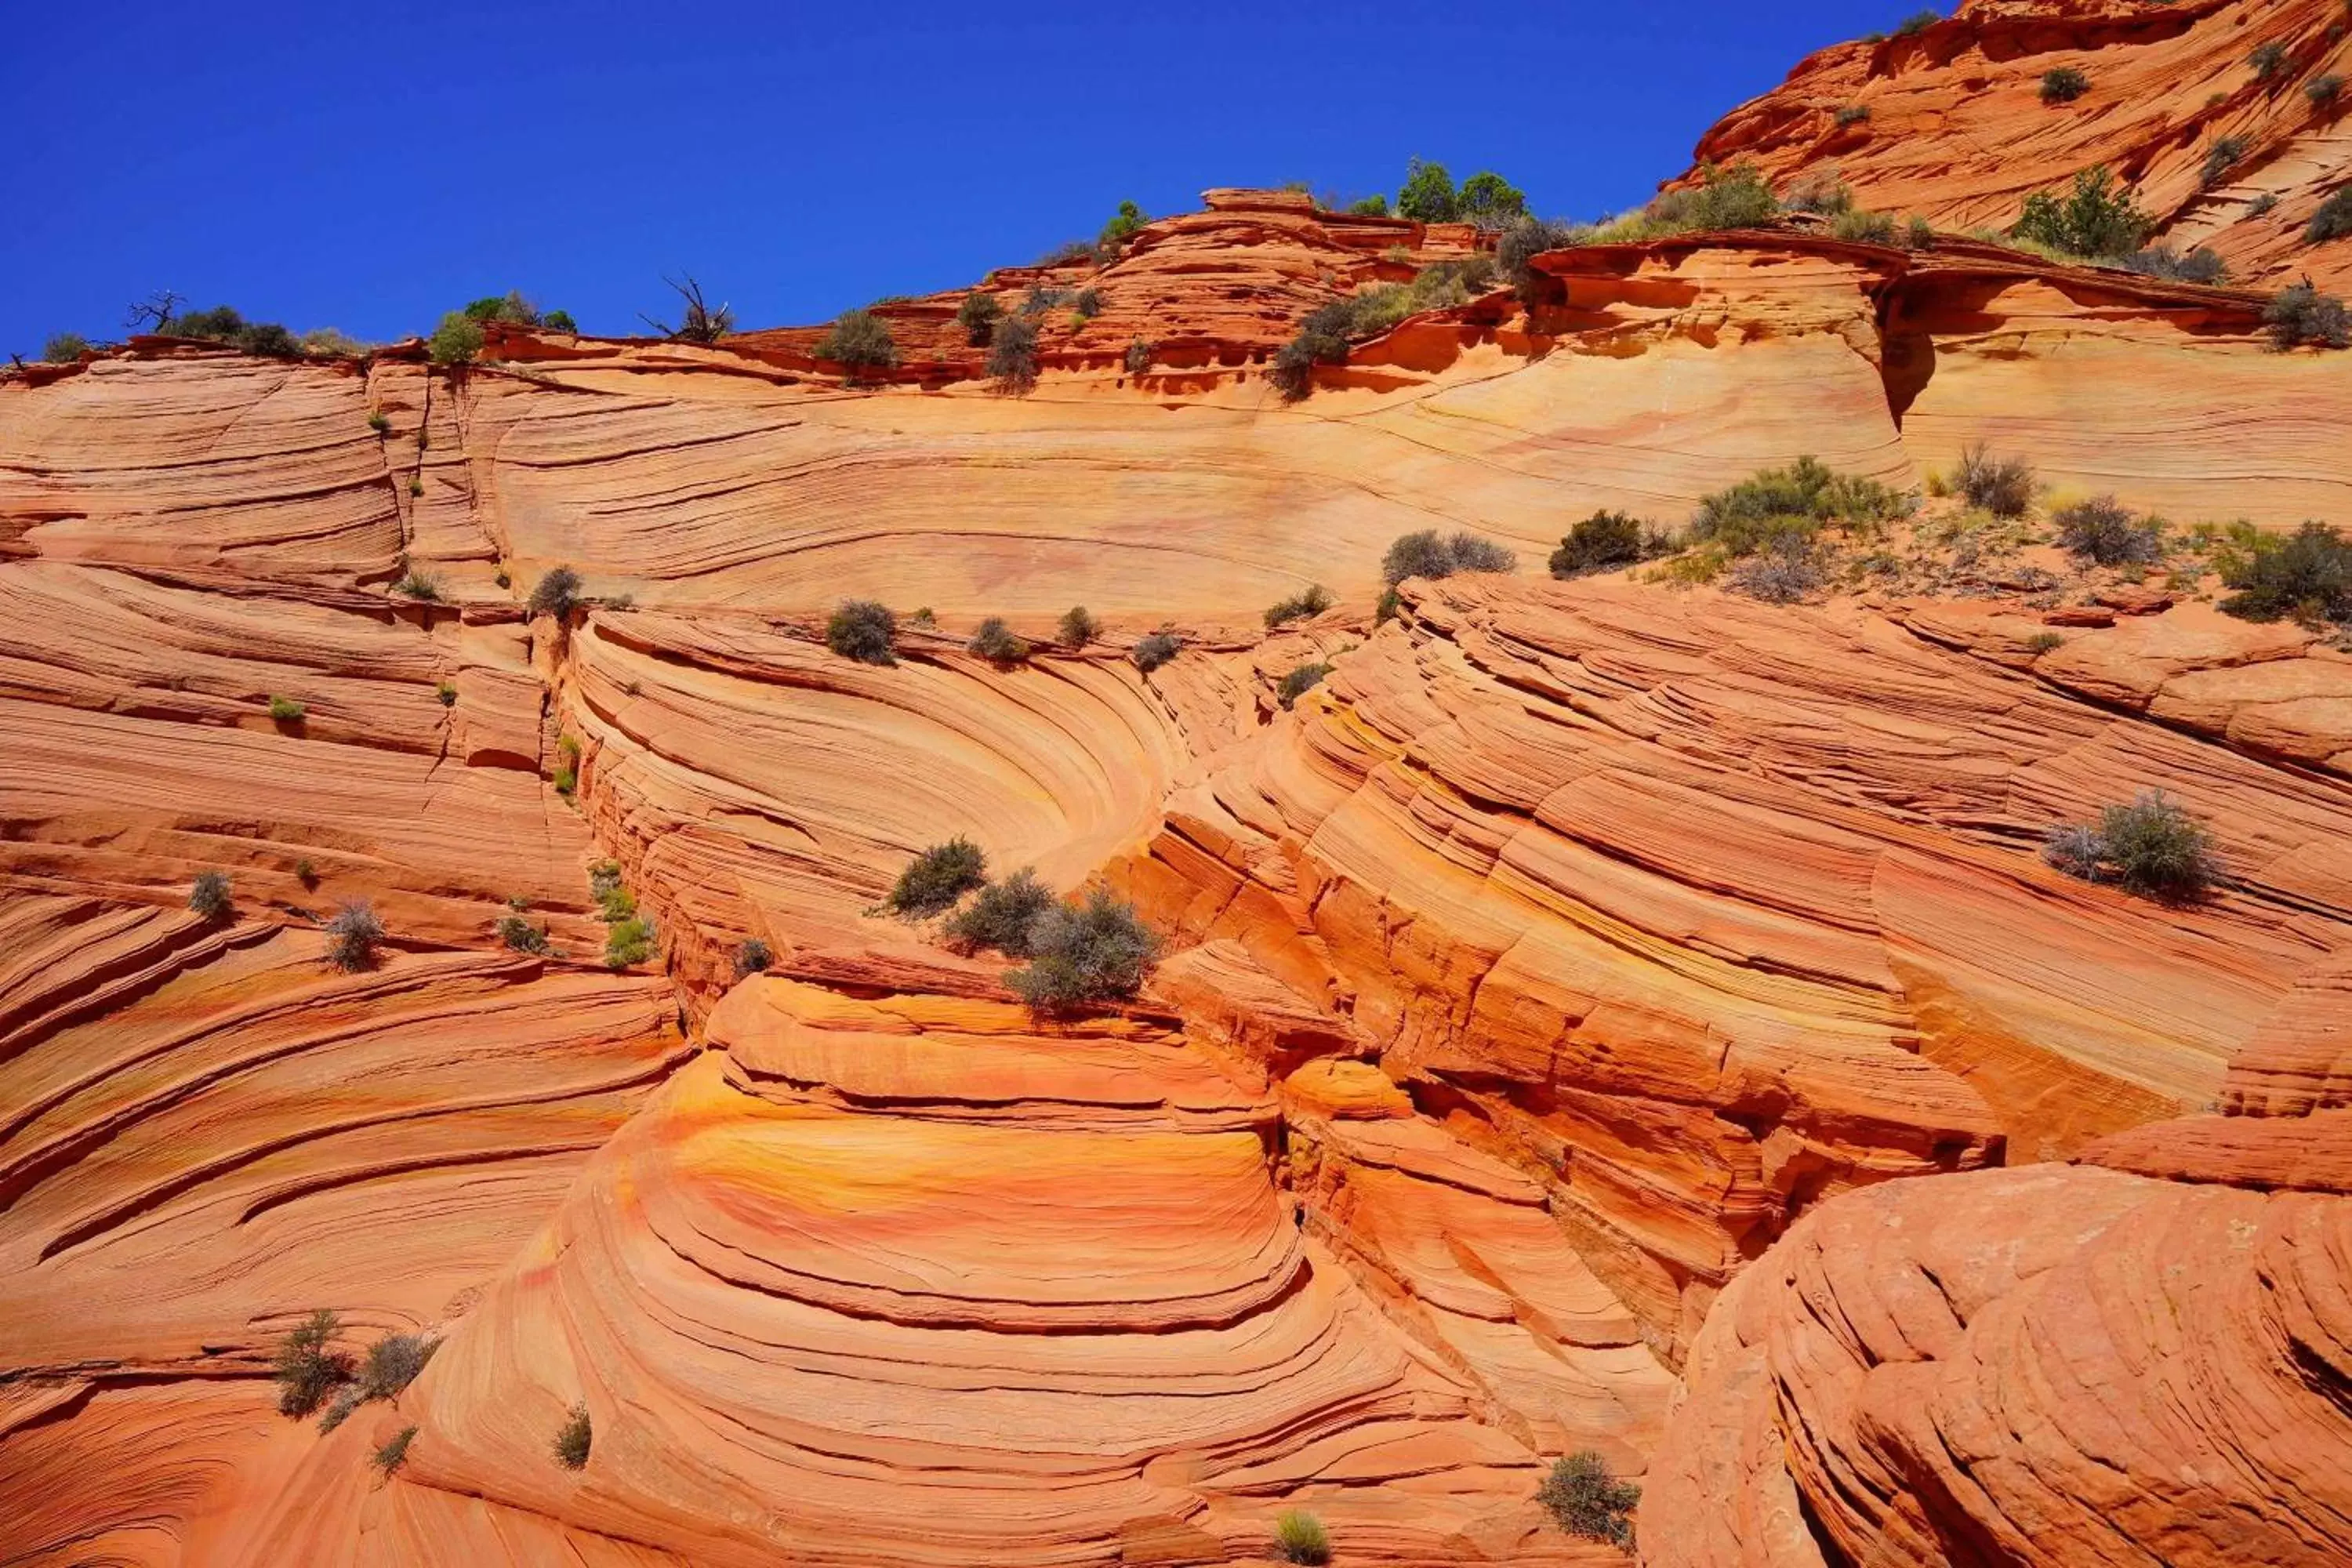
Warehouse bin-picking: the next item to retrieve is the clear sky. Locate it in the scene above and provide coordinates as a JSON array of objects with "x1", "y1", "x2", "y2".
[{"x1": 3, "y1": 1, "x2": 1905, "y2": 356}]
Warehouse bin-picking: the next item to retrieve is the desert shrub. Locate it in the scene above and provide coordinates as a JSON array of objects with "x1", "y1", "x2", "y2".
[
  {"x1": 2026, "y1": 630, "x2": 2067, "y2": 654},
  {"x1": 1380, "y1": 529, "x2": 1517, "y2": 585},
  {"x1": 1550, "y1": 511, "x2": 1650, "y2": 576},
  {"x1": 407, "y1": 475, "x2": 425, "y2": 497},
  {"x1": 735, "y1": 938, "x2": 771, "y2": 977},
  {"x1": 886, "y1": 837, "x2": 987, "y2": 918},
  {"x1": 1376, "y1": 587, "x2": 1401, "y2": 624},
  {"x1": 1538, "y1": 1450, "x2": 1640, "y2": 1547},
  {"x1": 1005, "y1": 889, "x2": 1160, "y2": 1012},
  {"x1": 1693, "y1": 456, "x2": 1911, "y2": 554},
  {"x1": 2310, "y1": 73, "x2": 2343, "y2": 107},
  {"x1": 1832, "y1": 208, "x2": 1898, "y2": 244},
  {"x1": 1458, "y1": 170, "x2": 1528, "y2": 228},
  {"x1": 1058, "y1": 606, "x2": 1099, "y2": 646},
  {"x1": 942, "y1": 869, "x2": 1054, "y2": 956},
  {"x1": 190, "y1": 869, "x2": 233, "y2": 921},
  {"x1": 1645, "y1": 161, "x2": 1779, "y2": 233},
  {"x1": 816, "y1": 309, "x2": 898, "y2": 377},
  {"x1": 361, "y1": 1334, "x2": 436, "y2": 1400},
  {"x1": 1397, "y1": 158, "x2": 1460, "y2": 222},
  {"x1": 1835, "y1": 103, "x2": 1871, "y2": 127},
  {"x1": 967, "y1": 617, "x2": 1030, "y2": 662},
  {"x1": 1729, "y1": 537, "x2": 1829, "y2": 602},
  {"x1": 1907, "y1": 214, "x2": 1936, "y2": 248},
  {"x1": 2041, "y1": 66, "x2": 2090, "y2": 103},
  {"x1": 1099, "y1": 199, "x2": 1148, "y2": 249},
  {"x1": 2249, "y1": 192, "x2": 2281, "y2": 216},
  {"x1": 238, "y1": 321, "x2": 302, "y2": 357},
  {"x1": 1348, "y1": 194, "x2": 1391, "y2": 216},
  {"x1": 325, "y1": 901, "x2": 384, "y2": 971},
  {"x1": 1955, "y1": 444, "x2": 2035, "y2": 517},
  {"x1": 373, "y1": 1426, "x2": 417, "y2": 1475},
  {"x1": 1020, "y1": 284, "x2": 1076, "y2": 318},
  {"x1": 528, "y1": 565, "x2": 583, "y2": 619},
  {"x1": 1131, "y1": 630, "x2": 1181, "y2": 672},
  {"x1": 296, "y1": 858, "x2": 318, "y2": 887},
  {"x1": 1277, "y1": 662, "x2": 1333, "y2": 709},
  {"x1": 393, "y1": 568, "x2": 441, "y2": 601},
  {"x1": 2012, "y1": 165, "x2": 2152, "y2": 260},
  {"x1": 268, "y1": 695, "x2": 306, "y2": 723},
  {"x1": 1272, "y1": 1510, "x2": 1331, "y2": 1566},
  {"x1": 367, "y1": 410, "x2": 391, "y2": 435},
  {"x1": 1784, "y1": 172, "x2": 1855, "y2": 216},
  {"x1": 956, "y1": 292, "x2": 1002, "y2": 346},
  {"x1": 1497, "y1": 216, "x2": 1580, "y2": 302},
  {"x1": 43, "y1": 332, "x2": 92, "y2": 361},
  {"x1": 988, "y1": 314, "x2": 1040, "y2": 393},
  {"x1": 588, "y1": 858, "x2": 622, "y2": 898},
  {"x1": 2201, "y1": 135, "x2": 2250, "y2": 187},
  {"x1": 273, "y1": 1310, "x2": 346, "y2": 1417},
  {"x1": 496, "y1": 912, "x2": 547, "y2": 953},
  {"x1": 2310, "y1": 188, "x2": 2352, "y2": 244},
  {"x1": 553, "y1": 1404, "x2": 592, "y2": 1469},
  {"x1": 1895, "y1": 9, "x2": 1939, "y2": 34},
  {"x1": 604, "y1": 916, "x2": 655, "y2": 968},
  {"x1": 1123, "y1": 339, "x2": 1154, "y2": 374},
  {"x1": 2122, "y1": 244, "x2": 2228, "y2": 284},
  {"x1": 2218, "y1": 521, "x2": 2352, "y2": 621},
  {"x1": 597, "y1": 882, "x2": 637, "y2": 923},
  {"x1": 1263, "y1": 584, "x2": 1334, "y2": 628},
  {"x1": 826, "y1": 599, "x2": 898, "y2": 664},
  {"x1": 2044, "y1": 789, "x2": 2223, "y2": 898},
  {"x1": 1073, "y1": 287, "x2": 1102, "y2": 319},
  {"x1": 2263, "y1": 281, "x2": 2351, "y2": 348},
  {"x1": 428, "y1": 312, "x2": 485, "y2": 365},
  {"x1": 317, "y1": 1386, "x2": 363, "y2": 1432},
  {"x1": 2054, "y1": 495, "x2": 2163, "y2": 564},
  {"x1": 2249, "y1": 40, "x2": 2290, "y2": 82},
  {"x1": 437, "y1": 681, "x2": 457, "y2": 707}
]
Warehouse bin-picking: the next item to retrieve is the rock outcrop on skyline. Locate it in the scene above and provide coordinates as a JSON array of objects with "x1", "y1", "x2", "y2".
[{"x1": 4, "y1": 3, "x2": 2350, "y2": 1563}]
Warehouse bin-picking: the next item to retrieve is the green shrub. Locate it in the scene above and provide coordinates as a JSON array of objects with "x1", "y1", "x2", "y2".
[
  {"x1": 2011, "y1": 166, "x2": 2152, "y2": 260},
  {"x1": 2044, "y1": 789, "x2": 2223, "y2": 898},
  {"x1": 597, "y1": 882, "x2": 636, "y2": 923},
  {"x1": 2218, "y1": 521, "x2": 2352, "y2": 622},
  {"x1": 1895, "y1": 9, "x2": 1940, "y2": 35},
  {"x1": 2249, "y1": 192, "x2": 2280, "y2": 216},
  {"x1": 437, "y1": 681, "x2": 457, "y2": 707},
  {"x1": 1380, "y1": 529, "x2": 1517, "y2": 585},
  {"x1": 1073, "y1": 288, "x2": 1102, "y2": 319},
  {"x1": 2310, "y1": 73, "x2": 2343, "y2": 107},
  {"x1": 393, "y1": 568, "x2": 441, "y2": 601},
  {"x1": 1550, "y1": 511, "x2": 1650, "y2": 576},
  {"x1": 1496, "y1": 217, "x2": 1579, "y2": 303},
  {"x1": 498, "y1": 913, "x2": 548, "y2": 953},
  {"x1": 2310, "y1": 189, "x2": 2352, "y2": 244},
  {"x1": 2054, "y1": 495, "x2": 2162, "y2": 564},
  {"x1": 528, "y1": 565, "x2": 583, "y2": 619},
  {"x1": 2122, "y1": 244, "x2": 2228, "y2": 284},
  {"x1": 2263, "y1": 281, "x2": 2350, "y2": 348},
  {"x1": 2026, "y1": 630, "x2": 2067, "y2": 654},
  {"x1": 588, "y1": 858, "x2": 622, "y2": 898},
  {"x1": 1956, "y1": 444, "x2": 2034, "y2": 517},
  {"x1": 1004, "y1": 888, "x2": 1160, "y2": 1013},
  {"x1": 2201, "y1": 135, "x2": 2250, "y2": 187},
  {"x1": 735, "y1": 938, "x2": 771, "y2": 977},
  {"x1": 543, "y1": 309, "x2": 578, "y2": 332},
  {"x1": 407, "y1": 475, "x2": 425, "y2": 497},
  {"x1": 317, "y1": 1387, "x2": 362, "y2": 1432},
  {"x1": 268, "y1": 695, "x2": 306, "y2": 723},
  {"x1": 325, "y1": 901, "x2": 384, "y2": 971},
  {"x1": 1538, "y1": 1451, "x2": 1640, "y2": 1547},
  {"x1": 1272, "y1": 1510, "x2": 1330, "y2": 1566},
  {"x1": 988, "y1": 315, "x2": 1040, "y2": 393},
  {"x1": 604, "y1": 915, "x2": 655, "y2": 968},
  {"x1": 1835, "y1": 103, "x2": 1871, "y2": 127},
  {"x1": 1131, "y1": 630, "x2": 1181, "y2": 672},
  {"x1": 1277, "y1": 662, "x2": 1333, "y2": 709},
  {"x1": 1397, "y1": 158, "x2": 1459, "y2": 222},
  {"x1": 967, "y1": 617, "x2": 1030, "y2": 663},
  {"x1": 1099, "y1": 199, "x2": 1148, "y2": 249},
  {"x1": 1375, "y1": 587, "x2": 1401, "y2": 625},
  {"x1": 43, "y1": 332, "x2": 93, "y2": 362},
  {"x1": 2041, "y1": 67, "x2": 2090, "y2": 103},
  {"x1": 1831, "y1": 208, "x2": 1898, "y2": 244},
  {"x1": 1693, "y1": 456, "x2": 1911, "y2": 553},
  {"x1": 1457, "y1": 170, "x2": 1528, "y2": 228},
  {"x1": 1123, "y1": 339, "x2": 1154, "y2": 375},
  {"x1": 372, "y1": 1425, "x2": 417, "y2": 1475},
  {"x1": 956, "y1": 292, "x2": 1001, "y2": 347},
  {"x1": 367, "y1": 410, "x2": 391, "y2": 435},
  {"x1": 1782, "y1": 172, "x2": 1854, "y2": 216},
  {"x1": 190, "y1": 869, "x2": 233, "y2": 921},
  {"x1": 360, "y1": 1334, "x2": 436, "y2": 1400},
  {"x1": 826, "y1": 599, "x2": 898, "y2": 664},
  {"x1": 2249, "y1": 41, "x2": 2289, "y2": 82},
  {"x1": 428, "y1": 313, "x2": 485, "y2": 365},
  {"x1": 296, "y1": 858, "x2": 318, "y2": 887},
  {"x1": 1907, "y1": 215, "x2": 1936, "y2": 248},
  {"x1": 553, "y1": 1404, "x2": 592, "y2": 1469},
  {"x1": 1644, "y1": 161, "x2": 1778, "y2": 233},
  {"x1": 1263, "y1": 583, "x2": 1333, "y2": 628},
  {"x1": 273, "y1": 1310, "x2": 346, "y2": 1417},
  {"x1": 886, "y1": 837, "x2": 988, "y2": 918},
  {"x1": 942, "y1": 869, "x2": 1054, "y2": 956},
  {"x1": 815, "y1": 309, "x2": 898, "y2": 376},
  {"x1": 1058, "y1": 606, "x2": 1099, "y2": 646}
]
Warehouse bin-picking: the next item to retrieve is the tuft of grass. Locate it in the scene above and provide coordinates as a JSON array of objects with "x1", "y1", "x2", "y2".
[
  {"x1": 393, "y1": 568, "x2": 441, "y2": 601},
  {"x1": 437, "y1": 681, "x2": 457, "y2": 707},
  {"x1": 885, "y1": 838, "x2": 988, "y2": 918},
  {"x1": 604, "y1": 915, "x2": 655, "y2": 969},
  {"x1": 2026, "y1": 630, "x2": 2067, "y2": 654},
  {"x1": 368, "y1": 411, "x2": 391, "y2": 435},
  {"x1": 268, "y1": 695, "x2": 306, "y2": 724},
  {"x1": 1272, "y1": 1510, "x2": 1331, "y2": 1566}
]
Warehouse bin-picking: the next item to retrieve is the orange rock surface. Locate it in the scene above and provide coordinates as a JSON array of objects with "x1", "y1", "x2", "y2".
[{"x1": 5, "y1": 23, "x2": 2352, "y2": 1560}]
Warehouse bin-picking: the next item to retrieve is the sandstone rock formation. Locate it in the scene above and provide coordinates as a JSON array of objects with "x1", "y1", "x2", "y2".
[{"x1": 5, "y1": 12, "x2": 2351, "y2": 1559}]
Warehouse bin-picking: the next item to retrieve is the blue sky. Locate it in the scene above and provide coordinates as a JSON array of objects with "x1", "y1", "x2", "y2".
[{"x1": 3, "y1": 1, "x2": 1905, "y2": 355}]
